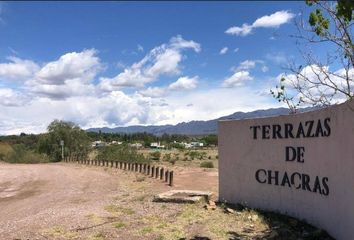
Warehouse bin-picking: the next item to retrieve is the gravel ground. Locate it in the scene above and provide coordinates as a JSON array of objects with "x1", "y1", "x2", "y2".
[{"x1": 0, "y1": 162, "x2": 332, "y2": 240}]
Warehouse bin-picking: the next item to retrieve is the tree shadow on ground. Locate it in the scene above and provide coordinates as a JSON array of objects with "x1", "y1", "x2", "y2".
[{"x1": 179, "y1": 236, "x2": 211, "y2": 240}]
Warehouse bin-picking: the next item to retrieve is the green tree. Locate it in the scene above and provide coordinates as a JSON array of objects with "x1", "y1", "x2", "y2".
[
  {"x1": 38, "y1": 120, "x2": 90, "y2": 162},
  {"x1": 272, "y1": 0, "x2": 354, "y2": 111}
]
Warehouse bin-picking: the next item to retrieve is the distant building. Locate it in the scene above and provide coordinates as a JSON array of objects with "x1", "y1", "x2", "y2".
[
  {"x1": 150, "y1": 142, "x2": 165, "y2": 149},
  {"x1": 129, "y1": 142, "x2": 143, "y2": 149},
  {"x1": 92, "y1": 140, "x2": 107, "y2": 148},
  {"x1": 191, "y1": 142, "x2": 204, "y2": 147},
  {"x1": 180, "y1": 141, "x2": 204, "y2": 148}
]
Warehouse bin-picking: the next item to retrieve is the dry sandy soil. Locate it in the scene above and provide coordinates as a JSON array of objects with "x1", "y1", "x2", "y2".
[{"x1": 0, "y1": 162, "x2": 331, "y2": 240}]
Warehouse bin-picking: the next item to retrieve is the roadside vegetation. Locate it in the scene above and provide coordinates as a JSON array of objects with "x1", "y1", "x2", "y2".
[{"x1": 0, "y1": 120, "x2": 218, "y2": 167}]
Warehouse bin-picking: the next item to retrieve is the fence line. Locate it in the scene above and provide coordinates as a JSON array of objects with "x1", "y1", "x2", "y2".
[{"x1": 63, "y1": 158, "x2": 174, "y2": 186}]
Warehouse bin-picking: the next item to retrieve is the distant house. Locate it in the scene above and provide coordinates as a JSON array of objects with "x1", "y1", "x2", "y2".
[
  {"x1": 92, "y1": 140, "x2": 107, "y2": 148},
  {"x1": 111, "y1": 141, "x2": 123, "y2": 145},
  {"x1": 180, "y1": 141, "x2": 204, "y2": 149},
  {"x1": 191, "y1": 142, "x2": 204, "y2": 147},
  {"x1": 129, "y1": 142, "x2": 143, "y2": 149},
  {"x1": 150, "y1": 142, "x2": 165, "y2": 149}
]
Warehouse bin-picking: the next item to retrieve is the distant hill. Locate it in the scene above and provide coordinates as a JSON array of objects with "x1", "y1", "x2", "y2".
[{"x1": 86, "y1": 107, "x2": 315, "y2": 136}]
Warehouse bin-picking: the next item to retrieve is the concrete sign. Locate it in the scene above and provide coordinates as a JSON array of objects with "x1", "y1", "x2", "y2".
[{"x1": 218, "y1": 100, "x2": 354, "y2": 240}]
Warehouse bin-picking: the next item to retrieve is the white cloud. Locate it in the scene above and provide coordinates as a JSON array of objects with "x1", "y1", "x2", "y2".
[
  {"x1": 116, "y1": 61, "x2": 126, "y2": 69},
  {"x1": 137, "y1": 44, "x2": 144, "y2": 52},
  {"x1": 234, "y1": 48, "x2": 239, "y2": 53},
  {"x1": 262, "y1": 65, "x2": 269, "y2": 72},
  {"x1": 168, "y1": 76, "x2": 198, "y2": 91},
  {"x1": 278, "y1": 65, "x2": 354, "y2": 105},
  {"x1": 99, "y1": 35, "x2": 201, "y2": 90},
  {"x1": 139, "y1": 76, "x2": 199, "y2": 98},
  {"x1": 0, "y1": 88, "x2": 28, "y2": 106},
  {"x1": 169, "y1": 35, "x2": 201, "y2": 52},
  {"x1": 252, "y1": 10, "x2": 295, "y2": 28},
  {"x1": 222, "y1": 71, "x2": 253, "y2": 88},
  {"x1": 34, "y1": 49, "x2": 101, "y2": 85},
  {"x1": 28, "y1": 80, "x2": 95, "y2": 100},
  {"x1": 230, "y1": 59, "x2": 266, "y2": 72},
  {"x1": 219, "y1": 47, "x2": 228, "y2": 55},
  {"x1": 237, "y1": 60, "x2": 256, "y2": 70},
  {"x1": 155, "y1": 87, "x2": 278, "y2": 125},
  {"x1": 0, "y1": 56, "x2": 39, "y2": 81},
  {"x1": 139, "y1": 87, "x2": 167, "y2": 98},
  {"x1": 0, "y1": 85, "x2": 280, "y2": 135},
  {"x1": 225, "y1": 10, "x2": 295, "y2": 36},
  {"x1": 225, "y1": 24, "x2": 253, "y2": 36},
  {"x1": 24, "y1": 49, "x2": 102, "y2": 100}
]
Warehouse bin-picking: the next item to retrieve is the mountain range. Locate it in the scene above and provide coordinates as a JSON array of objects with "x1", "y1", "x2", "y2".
[{"x1": 86, "y1": 107, "x2": 314, "y2": 136}]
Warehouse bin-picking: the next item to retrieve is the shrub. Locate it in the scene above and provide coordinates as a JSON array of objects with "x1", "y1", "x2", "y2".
[
  {"x1": 150, "y1": 151, "x2": 161, "y2": 161},
  {"x1": 6, "y1": 144, "x2": 49, "y2": 164},
  {"x1": 96, "y1": 145, "x2": 148, "y2": 163},
  {"x1": 200, "y1": 161, "x2": 214, "y2": 168},
  {"x1": 162, "y1": 153, "x2": 171, "y2": 162},
  {"x1": 0, "y1": 143, "x2": 13, "y2": 161}
]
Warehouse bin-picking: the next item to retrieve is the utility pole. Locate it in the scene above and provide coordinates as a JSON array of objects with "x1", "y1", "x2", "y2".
[{"x1": 60, "y1": 140, "x2": 64, "y2": 161}]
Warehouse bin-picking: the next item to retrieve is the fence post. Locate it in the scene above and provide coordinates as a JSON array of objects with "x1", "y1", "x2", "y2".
[
  {"x1": 165, "y1": 170, "x2": 169, "y2": 182},
  {"x1": 160, "y1": 168, "x2": 164, "y2": 180},
  {"x1": 155, "y1": 167, "x2": 159, "y2": 178},
  {"x1": 151, "y1": 166, "x2": 155, "y2": 177},
  {"x1": 169, "y1": 171, "x2": 174, "y2": 186},
  {"x1": 147, "y1": 165, "x2": 150, "y2": 175}
]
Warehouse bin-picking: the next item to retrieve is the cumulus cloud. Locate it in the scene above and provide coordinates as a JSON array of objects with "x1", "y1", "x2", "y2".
[
  {"x1": 0, "y1": 56, "x2": 39, "y2": 81},
  {"x1": 219, "y1": 47, "x2": 228, "y2": 55},
  {"x1": 237, "y1": 60, "x2": 256, "y2": 71},
  {"x1": 230, "y1": 59, "x2": 268, "y2": 73},
  {"x1": 168, "y1": 76, "x2": 198, "y2": 91},
  {"x1": 0, "y1": 88, "x2": 29, "y2": 106},
  {"x1": 225, "y1": 10, "x2": 295, "y2": 36},
  {"x1": 0, "y1": 49, "x2": 102, "y2": 101},
  {"x1": 283, "y1": 65, "x2": 354, "y2": 103},
  {"x1": 98, "y1": 35, "x2": 201, "y2": 90},
  {"x1": 25, "y1": 49, "x2": 102, "y2": 99},
  {"x1": 0, "y1": 85, "x2": 280, "y2": 135},
  {"x1": 222, "y1": 71, "x2": 253, "y2": 88},
  {"x1": 139, "y1": 87, "x2": 167, "y2": 98},
  {"x1": 225, "y1": 24, "x2": 253, "y2": 36},
  {"x1": 139, "y1": 76, "x2": 199, "y2": 98},
  {"x1": 34, "y1": 49, "x2": 101, "y2": 85}
]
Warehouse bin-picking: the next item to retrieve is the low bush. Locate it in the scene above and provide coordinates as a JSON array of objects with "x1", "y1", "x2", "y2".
[
  {"x1": 150, "y1": 151, "x2": 161, "y2": 161},
  {"x1": 4, "y1": 144, "x2": 49, "y2": 164},
  {"x1": 200, "y1": 161, "x2": 214, "y2": 168},
  {"x1": 96, "y1": 144, "x2": 148, "y2": 163}
]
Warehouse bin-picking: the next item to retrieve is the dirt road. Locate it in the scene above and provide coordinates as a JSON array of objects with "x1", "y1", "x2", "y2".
[{"x1": 0, "y1": 162, "x2": 218, "y2": 239}]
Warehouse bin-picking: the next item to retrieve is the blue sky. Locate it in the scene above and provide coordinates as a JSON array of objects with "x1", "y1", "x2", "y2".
[{"x1": 0, "y1": 1, "x2": 334, "y2": 134}]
